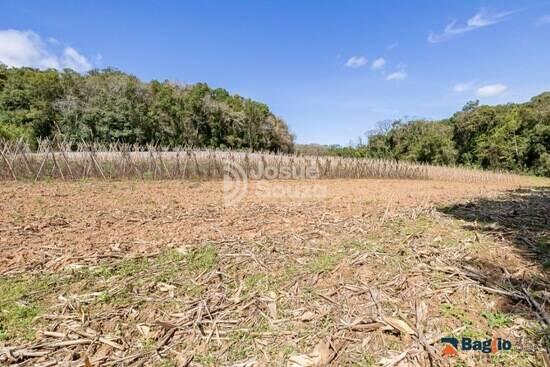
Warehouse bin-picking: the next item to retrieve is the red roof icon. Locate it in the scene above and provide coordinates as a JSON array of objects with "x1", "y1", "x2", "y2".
[{"x1": 442, "y1": 344, "x2": 458, "y2": 357}]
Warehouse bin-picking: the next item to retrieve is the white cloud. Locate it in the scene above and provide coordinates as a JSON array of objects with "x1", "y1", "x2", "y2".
[
  {"x1": 536, "y1": 15, "x2": 550, "y2": 26},
  {"x1": 387, "y1": 42, "x2": 399, "y2": 49},
  {"x1": 62, "y1": 47, "x2": 92, "y2": 71},
  {"x1": 0, "y1": 29, "x2": 92, "y2": 72},
  {"x1": 371, "y1": 58, "x2": 386, "y2": 70},
  {"x1": 476, "y1": 84, "x2": 507, "y2": 97},
  {"x1": 386, "y1": 71, "x2": 408, "y2": 81},
  {"x1": 452, "y1": 81, "x2": 474, "y2": 93},
  {"x1": 345, "y1": 56, "x2": 367, "y2": 68},
  {"x1": 0, "y1": 30, "x2": 57, "y2": 69},
  {"x1": 428, "y1": 10, "x2": 514, "y2": 43}
]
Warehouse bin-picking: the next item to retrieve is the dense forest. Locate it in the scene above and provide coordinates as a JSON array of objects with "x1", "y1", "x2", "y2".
[
  {"x1": 0, "y1": 66, "x2": 295, "y2": 152},
  {"x1": 1, "y1": 65, "x2": 548, "y2": 176},
  {"x1": 301, "y1": 95, "x2": 550, "y2": 176}
]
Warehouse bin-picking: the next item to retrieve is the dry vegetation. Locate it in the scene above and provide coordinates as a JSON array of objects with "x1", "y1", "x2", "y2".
[
  {"x1": 0, "y1": 140, "x2": 523, "y2": 183},
  {"x1": 1, "y1": 176, "x2": 549, "y2": 366}
]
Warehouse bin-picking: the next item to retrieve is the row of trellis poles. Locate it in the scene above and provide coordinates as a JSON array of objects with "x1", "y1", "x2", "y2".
[
  {"x1": 0, "y1": 139, "x2": 519, "y2": 183},
  {"x1": 0, "y1": 139, "x2": 229, "y2": 181}
]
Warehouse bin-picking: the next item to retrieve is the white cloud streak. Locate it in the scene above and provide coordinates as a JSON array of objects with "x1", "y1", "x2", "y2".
[
  {"x1": 345, "y1": 56, "x2": 367, "y2": 68},
  {"x1": 452, "y1": 81, "x2": 474, "y2": 93},
  {"x1": 428, "y1": 10, "x2": 515, "y2": 43},
  {"x1": 0, "y1": 29, "x2": 92, "y2": 72},
  {"x1": 476, "y1": 84, "x2": 507, "y2": 97},
  {"x1": 371, "y1": 58, "x2": 386, "y2": 70},
  {"x1": 62, "y1": 47, "x2": 92, "y2": 71},
  {"x1": 386, "y1": 71, "x2": 408, "y2": 81}
]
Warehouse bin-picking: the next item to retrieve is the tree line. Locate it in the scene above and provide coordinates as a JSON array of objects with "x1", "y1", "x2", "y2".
[
  {"x1": 2, "y1": 65, "x2": 548, "y2": 176},
  {"x1": 0, "y1": 66, "x2": 295, "y2": 152},
  {"x1": 302, "y1": 95, "x2": 549, "y2": 176}
]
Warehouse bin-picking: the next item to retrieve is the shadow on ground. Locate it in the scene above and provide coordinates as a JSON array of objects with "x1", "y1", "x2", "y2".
[
  {"x1": 439, "y1": 187, "x2": 550, "y2": 344},
  {"x1": 441, "y1": 187, "x2": 550, "y2": 265}
]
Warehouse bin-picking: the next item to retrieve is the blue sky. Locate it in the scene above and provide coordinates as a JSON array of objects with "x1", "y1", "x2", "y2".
[{"x1": 1, "y1": 1, "x2": 550, "y2": 144}]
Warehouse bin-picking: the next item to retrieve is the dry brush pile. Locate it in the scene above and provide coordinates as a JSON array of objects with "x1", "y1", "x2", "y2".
[{"x1": 0, "y1": 139, "x2": 522, "y2": 184}]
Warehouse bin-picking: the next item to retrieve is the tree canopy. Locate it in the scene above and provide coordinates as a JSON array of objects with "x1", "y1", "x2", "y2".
[
  {"x1": 0, "y1": 65, "x2": 295, "y2": 152},
  {"x1": 310, "y1": 95, "x2": 550, "y2": 176},
  {"x1": 2, "y1": 65, "x2": 548, "y2": 176}
]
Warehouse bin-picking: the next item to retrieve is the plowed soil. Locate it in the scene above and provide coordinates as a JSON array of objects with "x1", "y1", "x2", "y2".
[
  {"x1": 0, "y1": 179, "x2": 532, "y2": 274},
  {"x1": 1, "y1": 178, "x2": 549, "y2": 367}
]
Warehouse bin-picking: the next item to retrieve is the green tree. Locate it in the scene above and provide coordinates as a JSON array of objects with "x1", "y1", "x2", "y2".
[{"x1": 0, "y1": 66, "x2": 294, "y2": 153}]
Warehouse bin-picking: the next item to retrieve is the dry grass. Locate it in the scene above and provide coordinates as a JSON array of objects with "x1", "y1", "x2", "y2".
[
  {"x1": 1, "y1": 178, "x2": 549, "y2": 366},
  {"x1": 0, "y1": 139, "x2": 525, "y2": 184}
]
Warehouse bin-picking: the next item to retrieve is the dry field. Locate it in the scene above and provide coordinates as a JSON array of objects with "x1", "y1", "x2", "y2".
[{"x1": 0, "y1": 178, "x2": 549, "y2": 366}]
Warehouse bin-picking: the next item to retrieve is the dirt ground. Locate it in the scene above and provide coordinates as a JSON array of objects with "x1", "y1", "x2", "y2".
[
  {"x1": 0, "y1": 179, "x2": 536, "y2": 275},
  {"x1": 0, "y1": 178, "x2": 549, "y2": 366}
]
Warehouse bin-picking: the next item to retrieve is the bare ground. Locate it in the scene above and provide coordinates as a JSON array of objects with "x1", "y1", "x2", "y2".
[{"x1": 0, "y1": 178, "x2": 549, "y2": 366}]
